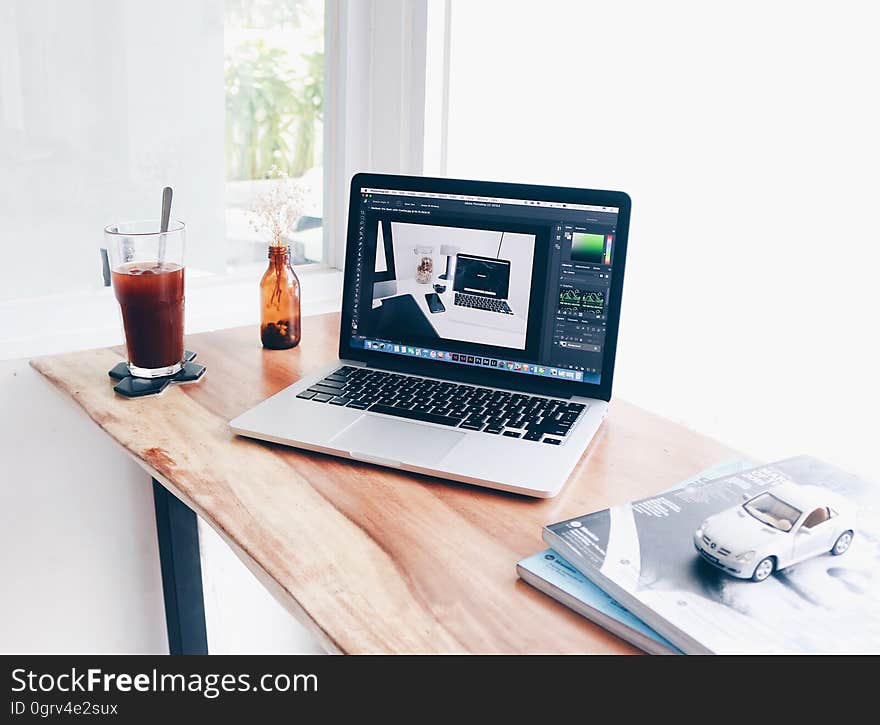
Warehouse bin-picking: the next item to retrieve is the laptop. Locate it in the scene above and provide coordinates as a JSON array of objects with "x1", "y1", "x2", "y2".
[
  {"x1": 230, "y1": 173, "x2": 631, "y2": 498},
  {"x1": 446, "y1": 253, "x2": 523, "y2": 332},
  {"x1": 453, "y1": 253, "x2": 512, "y2": 311}
]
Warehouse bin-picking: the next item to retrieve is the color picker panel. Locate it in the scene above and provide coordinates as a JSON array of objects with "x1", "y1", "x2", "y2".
[{"x1": 571, "y1": 232, "x2": 605, "y2": 264}]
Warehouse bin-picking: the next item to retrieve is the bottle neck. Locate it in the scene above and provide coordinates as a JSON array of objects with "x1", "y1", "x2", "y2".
[{"x1": 268, "y1": 245, "x2": 291, "y2": 261}]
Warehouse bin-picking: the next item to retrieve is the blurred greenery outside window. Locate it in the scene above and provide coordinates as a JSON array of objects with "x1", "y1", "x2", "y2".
[{"x1": 224, "y1": 0, "x2": 324, "y2": 268}]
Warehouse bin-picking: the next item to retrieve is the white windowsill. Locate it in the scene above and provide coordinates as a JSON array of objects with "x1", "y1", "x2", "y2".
[{"x1": 0, "y1": 265, "x2": 343, "y2": 361}]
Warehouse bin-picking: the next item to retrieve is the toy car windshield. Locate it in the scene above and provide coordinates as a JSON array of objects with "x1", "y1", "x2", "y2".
[{"x1": 743, "y1": 492, "x2": 801, "y2": 532}]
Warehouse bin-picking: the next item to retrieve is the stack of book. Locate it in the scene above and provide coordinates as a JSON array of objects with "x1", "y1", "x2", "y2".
[{"x1": 518, "y1": 456, "x2": 880, "y2": 654}]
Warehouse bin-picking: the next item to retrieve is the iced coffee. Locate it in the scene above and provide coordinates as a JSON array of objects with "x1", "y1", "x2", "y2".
[{"x1": 105, "y1": 220, "x2": 186, "y2": 378}]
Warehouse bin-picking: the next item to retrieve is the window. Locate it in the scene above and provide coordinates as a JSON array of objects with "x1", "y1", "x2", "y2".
[
  {"x1": 802, "y1": 508, "x2": 830, "y2": 530},
  {"x1": 744, "y1": 493, "x2": 801, "y2": 532},
  {"x1": 224, "y1": 0, "x2": 325, "y2": 269},
  {"x1": 0, "y1": 0, "x2": 324, "y2": 307}
]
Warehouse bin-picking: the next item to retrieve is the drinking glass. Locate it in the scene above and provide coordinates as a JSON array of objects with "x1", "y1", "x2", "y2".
[{"x1": 105, "y1": 220, "x2": 186, "y2": 378}]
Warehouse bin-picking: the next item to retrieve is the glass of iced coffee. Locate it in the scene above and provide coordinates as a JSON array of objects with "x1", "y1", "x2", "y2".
[{"x1": 105, "y1": 220, "x2": 186, "y2": 378}]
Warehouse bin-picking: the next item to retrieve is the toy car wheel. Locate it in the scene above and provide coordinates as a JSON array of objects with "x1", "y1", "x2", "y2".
[
  {"x1": 831, "y1": 530, "x2": 854, "y2": 556},
  {"x1": 752, "y1": 556, "x2": 775, "y2": 582}
]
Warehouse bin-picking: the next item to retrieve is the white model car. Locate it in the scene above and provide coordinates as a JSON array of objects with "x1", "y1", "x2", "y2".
[{"x1": 693, "y1": 482, "x2": 856, "y2": 582}]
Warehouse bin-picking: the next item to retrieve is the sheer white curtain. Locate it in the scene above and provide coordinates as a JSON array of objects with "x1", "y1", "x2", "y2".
[
  {"x1": 441, "y1": 0, "x2": 880, "y2": 472},
  {"x1": 0, "y1": 0, "x2": 225, "y2": 301}
]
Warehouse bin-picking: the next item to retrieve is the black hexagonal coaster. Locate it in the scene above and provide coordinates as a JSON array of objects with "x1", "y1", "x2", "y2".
[{"x1": 109, "y1": 350, "x2": 205, "y2": 398}]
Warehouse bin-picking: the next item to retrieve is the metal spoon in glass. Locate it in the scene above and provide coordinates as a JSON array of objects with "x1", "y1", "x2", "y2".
[{"x1": 158, "y1": 186, "x2": 173, "y2": 265}]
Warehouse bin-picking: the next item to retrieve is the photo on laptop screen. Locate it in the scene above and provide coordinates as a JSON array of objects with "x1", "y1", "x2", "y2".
[
  {"x1": 347, "y1": 184, "x2": 622, "y2": 386},
  {"x1": 369, "y1": 222, "x2": 535, "y2": 350}
]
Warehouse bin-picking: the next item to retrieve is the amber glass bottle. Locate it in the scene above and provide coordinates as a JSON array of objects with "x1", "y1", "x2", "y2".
[{"x1": 260, "y1": 245, "x2": 301, "y2": 349}]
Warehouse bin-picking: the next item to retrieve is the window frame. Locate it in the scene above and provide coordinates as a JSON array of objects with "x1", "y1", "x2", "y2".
[{"x1": 323, "y1": 0, "x2": 431, "y2": 269}]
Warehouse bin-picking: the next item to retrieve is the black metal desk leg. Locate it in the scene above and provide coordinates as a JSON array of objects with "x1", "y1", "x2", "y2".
[{"x1": 152, "y1": 479, "x2": 209, "y2": 655}]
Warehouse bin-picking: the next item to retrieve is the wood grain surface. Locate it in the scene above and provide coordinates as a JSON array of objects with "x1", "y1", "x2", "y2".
[{"x1": 31, "y1": 312, "x2": 736, "y2": 654}]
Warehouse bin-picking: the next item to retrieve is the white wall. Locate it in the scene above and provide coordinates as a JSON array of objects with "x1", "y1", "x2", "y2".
[
  {"x1": 0, "y1": 0, "x2": 226, "y2": 302},
  {"x1": 444, "y1": 1, "x2": 880, "y2": 480},
  {"x1": 0, "y1": 358, "x2": 167, "y2": 653}
]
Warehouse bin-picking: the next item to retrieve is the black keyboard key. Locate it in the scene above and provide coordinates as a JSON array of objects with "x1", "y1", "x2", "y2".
[
  {"x1": 312, "y1": 393, "x2": 334, "y2": 403},
  {"x1": 543, "y1": 437, "x2": 562, "y2": 445},
  {"x1": 329, "y1": 396, "x2": 350, "y2": 406},
  {"x1": 459, "y1": 422, "x2": 484, "y2": 431},
  {"x1": 484, "y1": 426, "x2": 503, "y2": 434},
  {"x1": 524, "y1": 430, "x2": 543, "y2": 441},
  {"x1": 367, "y1": 404, "x2": 462, "y2": 427},
  {"x1": 464, "y1": 413, "x2": 487, "y2": 423},
  {"x1": 502, "y1": 431, "x2": 522, "y2": 438},
  {"x1": 324, "y1": 374, "x2": 347, "y2": 383},
  {"x1": 346, "y1": 400, "x2": 369, "y2": 409},
  {"x1": 309, "y1": 384, "x2": 344, "y2": 395},
  {"x1": 318, "y1": 378, "x2": 345, "y2": 388},
  {"x1": 296, "y1": 390, "x2": 317, "y2": 399}
]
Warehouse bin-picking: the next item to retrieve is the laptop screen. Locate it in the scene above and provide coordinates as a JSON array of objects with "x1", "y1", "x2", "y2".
[
  {"x1": 452, "y1": 254, "x2": 510, "y2": 299},
  {"x1": 345, "y1": 179, "x2": 625, "y2": 388}
]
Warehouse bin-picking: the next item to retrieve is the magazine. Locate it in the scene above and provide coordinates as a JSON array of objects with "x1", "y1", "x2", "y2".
[
  {"x1": 518, "y1": 550, "x2": 680, "y2": 654},
  {"x1": 544, "y1": 456, "x2": 880, "y2": 654},
  {"x1": 518, "y1": 459, "x2": 752, "y2": 654}
]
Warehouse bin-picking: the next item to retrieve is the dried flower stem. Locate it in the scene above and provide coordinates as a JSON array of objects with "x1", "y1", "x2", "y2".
[
  {"x1": 249, "y1": 166, "x2": 307, "y2": 306},
  {"x1": 248, "y1": 166, "x2": 307, "y2": 247}
]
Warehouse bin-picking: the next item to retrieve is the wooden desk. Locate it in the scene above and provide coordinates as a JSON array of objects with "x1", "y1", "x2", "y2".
[{"x1": 31, "y1": 312, "x2": 734, "y2": 654}]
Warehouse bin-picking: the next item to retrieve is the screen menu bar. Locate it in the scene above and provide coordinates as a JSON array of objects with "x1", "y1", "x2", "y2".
[{"x1": 360, "y1": 188, "x2": 618, "y2": 213}]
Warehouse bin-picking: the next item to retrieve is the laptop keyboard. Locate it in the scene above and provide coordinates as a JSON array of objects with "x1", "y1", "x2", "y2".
[
  {"x1": 453, "y1": 292, "x2": 513, "y2": 315},
  {"x1": 296, "y1": 366, "x2": 587, "y2": 443}
]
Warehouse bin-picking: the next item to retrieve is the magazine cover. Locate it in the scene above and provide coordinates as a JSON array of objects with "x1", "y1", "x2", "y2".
[
  {"x1": 518, "y1": 459, "x2": 753, "y2": 654},
  {"x1": 544, "y1": 456, "x2": 880, "y2": 654}
]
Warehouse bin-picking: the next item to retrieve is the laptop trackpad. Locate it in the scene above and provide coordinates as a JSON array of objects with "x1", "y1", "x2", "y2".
[{"x1": 330, "y1": 415, "x2": 464, "y2": 467}]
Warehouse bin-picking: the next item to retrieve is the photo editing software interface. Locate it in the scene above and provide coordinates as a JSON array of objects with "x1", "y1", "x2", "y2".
[{"x1": 348, "y1": 186, "x2": 619, "y2": 386}]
